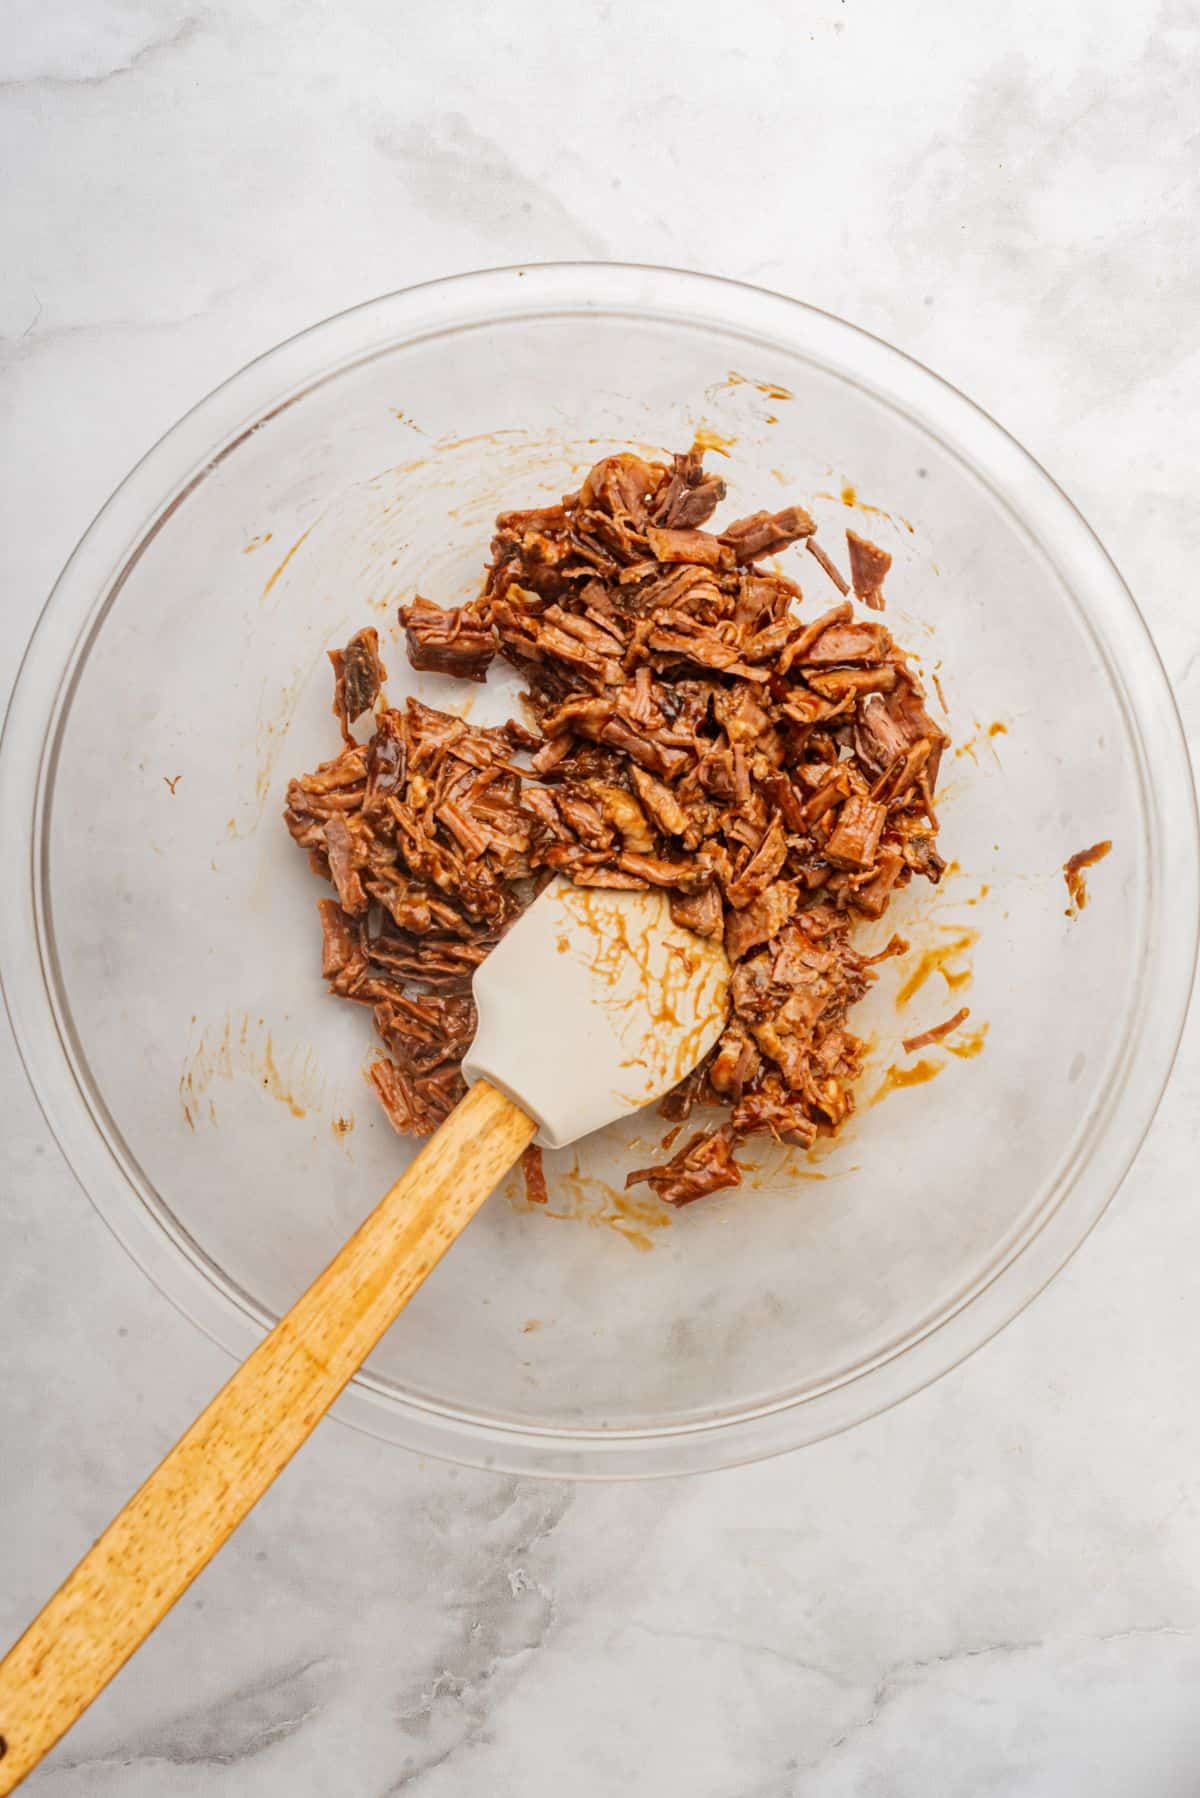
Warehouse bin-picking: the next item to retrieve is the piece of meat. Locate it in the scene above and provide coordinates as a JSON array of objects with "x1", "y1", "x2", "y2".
[
  {"x1": 292, "y1": 743, "x2": 369, "y2": 797},
  {"x1": 730, "y1": 952, "x2": 777, "y2": 1021},
  {"x1": 713, "y1": 684, "x2": 771, "y2": 746},
  {"x1": 669, "y1": 885, "x2": 724, "y2": 938},
  {"x1": 708, "y1": 1021, "x2": 761, "y2": 1100},
  {"x1": 557, "y1": 792, "x2": 614, "y2": 850},
  {"x1": 650, "y1": 447, "x2": 727, "y2": 529},
  {"x1": 720, "y1": 506, "x2": 816, "y2": 561},
  {"x1": 625, "y1": 1126, "x2": 742, "y2": 1206},
  {"x1": 872, "y1": 738, "x2": 932, "y2": 806},
  {"x1": 580, "y1": 452, "x2": 662, "y2": 520},
  {"x1": 369, "y1": 1058, "x2": 416, "y2": 1133},
  {"x1": 854, "y1": 687, "x2": 945, "y2": 788},
  {"x1": 629, "y1": 765, "x2": 689, "y2": 836},
  {"x1": 616, "y1": 852, "x2": 710, "y2": 893},
  {"x1": 850, "y1": 844, "x2": 905, "y2": 918},
  {"x1": 323, "y1": 814, "x2": 369, "y2": 914},
  {"x1": 807, "y1": 666, "x2": 898, "y2": 700},
  {"x1": 902, "y1": 833, "x2": 946, "y2": 883},
  {"x1": 723, "y1": 879, "x2": 798, "y2": 963},
  {"x1": 644, "y1": 526, "x2": 725, "y2": 567},
  {"x1": 901, "y1": 1006, "x2": 970, "y2": 1054},
  {"x1": 776, "y1": 602, "x2": 853, "y2": 674},
  {"x1": 585, "y1": 781, "x2": 655, "y2": 853},
  {"x1": 656, "y1": 1054, "x2": 714, "y2": 1122},
  {"x1": 805, "y1": 536, "x2": 851, "y2": 596},
  {"x1": 724, "y1": 814, "x2": 788, "y2": 908},
  {"x1": 329, "y1": 628, "x2": 386, "y2": 737},
  {"x1": 825, "y1": 796, "x2": 887, "y2": 870},
  {"x1": 317, "y1": 899, "x2": 358, "y2": 976},
  {"x1": 400, "y1": 595, "x2": 495, "y2": 682},
  {"x1": 846, "y1": 530, "x2": 892, "y2": 610},
  {"x1": 797, "y1": 622, "x2": 890, "y2": 667},
  {"x1": 520, "y1": 1143, "x2": 550, "y2": 1204},
  {"x1": 730, "y1": 1084, "x2": 818, "y2": 1147}
]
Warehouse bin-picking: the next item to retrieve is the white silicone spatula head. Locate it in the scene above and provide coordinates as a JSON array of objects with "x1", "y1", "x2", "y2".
[{"x1": 463, "y1": 877, "x2": 730, "y2": 1148}]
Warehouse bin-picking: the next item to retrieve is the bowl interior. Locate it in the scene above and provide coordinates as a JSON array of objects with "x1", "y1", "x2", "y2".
[{"x1": 40, "y1": 298, "x2": 1151, "y2": 1456}]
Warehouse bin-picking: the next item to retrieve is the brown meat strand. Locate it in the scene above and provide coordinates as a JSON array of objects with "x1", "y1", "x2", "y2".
[
  {"x1": 901, "y1": 1006, "x2": 970, "y2": 1054},
  {"x1": 625, "y1": 1126, "x2": 742, "y2": 1206},
  {"x1": 520, "y1": 1144, "x2": 550, "y2": 1204},
  {"x1": 286, "y1": 448, "x2": 951, "y2": 1197},
  {"x1": 805, "y1": 536, "x2": 851, "y2": 596}
]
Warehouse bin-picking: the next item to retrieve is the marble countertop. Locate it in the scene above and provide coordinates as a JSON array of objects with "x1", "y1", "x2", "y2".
[{"x1": 3, "y1": 2, "x2": 1199, "y2": 1792}]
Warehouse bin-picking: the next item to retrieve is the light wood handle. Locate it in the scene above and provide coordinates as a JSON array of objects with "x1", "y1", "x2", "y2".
[{"x1": 0, "y1": 1079, "x2": 536, "y2": 1793}]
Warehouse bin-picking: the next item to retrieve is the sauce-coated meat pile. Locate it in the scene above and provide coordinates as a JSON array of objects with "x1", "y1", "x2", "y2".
[{"x1": 285, "y1": 447, "x2": 948, "y2": 1205}]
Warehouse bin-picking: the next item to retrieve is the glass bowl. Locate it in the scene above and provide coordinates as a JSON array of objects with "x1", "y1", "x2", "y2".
[{"x1": 2, "y1": 264, "x2": 1195, "y2": 1478}]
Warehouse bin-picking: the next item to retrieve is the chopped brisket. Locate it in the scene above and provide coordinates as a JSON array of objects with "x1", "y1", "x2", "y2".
[
  {"x1": 625, "y1": 1125, "x2": 742, "y2": 1206},
  {"x1": 649, "y1": 446, "x2": 728, "y2": 529},
  {"x1": 731, "y1": 1080, "x2": 819, "y2": 1146},
  {"x1": 720, "y1": 506, "x2": 816, "y2": 561},
  {"x1": 400, "y1": 596, "x2": 495, "y2": 682},
  {"x1": 330, "y1": 628, "x2": 386, "y2": 738},
  {"x1": 901, "y1": 1006, "x2": 971, "y2": 1055},
  {"x1": 845, "y1": 530, "x2": 892, "y2": 611},
  {"x1": 723, "y1": 879, "x2": 798, "y2": 963},
  {"x1": 824, "y1": 795, "x2": 887, "y2": 870},
  {"x1": 287, "y1": 449, "x2": 950, "y2": 1199},
  {"x1": 317, "y1": 899, "x2": 359, "y2": 977},
  {"x1": 644, "y1": 526, "x2": 726, "y2": 567},
  {"x1": 520, "y1": 1144, "x2": 550, "y2": 1205},
  {"x1": 669, "y1": 884, "x2": 724, "y2": 939}
]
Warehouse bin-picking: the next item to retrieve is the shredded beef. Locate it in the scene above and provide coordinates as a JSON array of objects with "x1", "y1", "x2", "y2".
[
  {"x1": 286, "y1": 445, "x2": 950, "y2": 1204},
  {"x1": 625, "y1": 1125, "x2": 742, "y2": 1206},
  {"x1": 845, "y1": 529, "x2": 892, "y2": 611},
  {"x1": 901, "y1": 1006, "x2": 971, "y2": 1055},
  {"x1": 330, "y1": 628, "x2": 387, "y2": 739}
]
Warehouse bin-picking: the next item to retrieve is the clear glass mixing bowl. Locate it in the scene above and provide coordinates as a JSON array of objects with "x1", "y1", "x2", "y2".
[{"x1": 2, "y1": 265, "x2": 1196, "y2": 1477}]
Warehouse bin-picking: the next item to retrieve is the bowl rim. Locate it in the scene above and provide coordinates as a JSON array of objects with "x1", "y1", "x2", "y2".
[{"x1": 3, "y1": 260, "x2": 1197, "y2": 1478}]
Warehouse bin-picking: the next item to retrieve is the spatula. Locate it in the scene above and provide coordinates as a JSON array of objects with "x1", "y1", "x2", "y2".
[{"x1": 0, "y1": 877, "x2": 728, "y2": 1792}]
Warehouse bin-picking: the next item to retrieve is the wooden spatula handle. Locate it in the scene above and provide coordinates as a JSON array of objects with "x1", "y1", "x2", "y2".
[{"x1": 0, "y1": 1078, "x2": 535, "y2": 1794}]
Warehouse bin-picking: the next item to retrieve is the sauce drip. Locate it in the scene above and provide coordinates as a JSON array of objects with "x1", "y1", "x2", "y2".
[
  {"x1": 894, "y1": 929, "x2": 978, "y2": 1007},
  {"x1": 870, "y1": 1058, "x2": 942, "y2": 1104},
  {"x1": 1063, "y1": 840, "x2": 1112, "y2": 916}
]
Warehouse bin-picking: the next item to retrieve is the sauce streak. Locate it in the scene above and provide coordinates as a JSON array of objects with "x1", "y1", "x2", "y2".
[
  {"x1": 692, "y1": 426, "x2": 737, "y2": 456},
  {"x1": 870, "y1": 1058, "x2": 943, "y2": 1103},
  {"x1": 724, "y1": 370, "x2": 795, "y2": 401},
  {"x1": 894, "y1": 929, "x2": 978, "y2": 1007},
  {"x1": 1063, "y1": 840, "x2": 1112, "y2": 916},
  {"x1": 179, "y1": 1011, "x2": 323, "y2": 1127},
  {"x1": 260, "y1": 524, "x2": 314, "y2": 602},
  {"x1": 509, "y1": 1149, "x2": 673, "y2": 1253}
]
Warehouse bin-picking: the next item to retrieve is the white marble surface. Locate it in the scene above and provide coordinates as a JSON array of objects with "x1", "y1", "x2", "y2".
[{"x1": 3, "y1": 1, "x2": 1200, "y2": 1791}]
